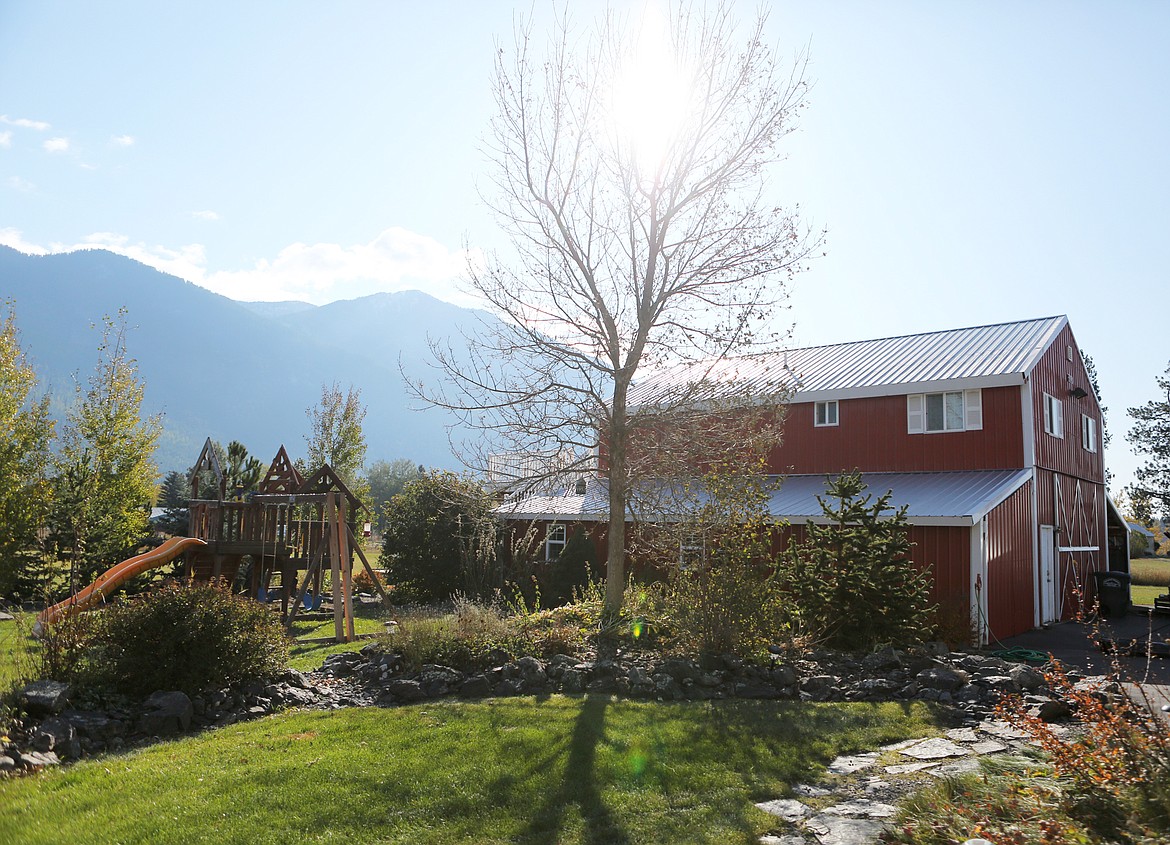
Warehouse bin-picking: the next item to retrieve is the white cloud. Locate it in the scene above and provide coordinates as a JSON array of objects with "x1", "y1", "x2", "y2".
[
  {"x1": 0, "y1": 228, "x2": 49, "y2": 253},
  {"x1": 43, "y1": 137, "x2": 69, "y2": 153},
  {"x1": 192, "y1": 210, "x2": 220, "y2": 221},
  {"x1": 201, "y1": 228, "x2": 482, "y2": 305},
  {"x1": 110, "y1": 134, "x2": 135, "y2": 147},
  {"x1": 0, "y1": 131, "x2": 11, "y2": 148},
  {"x1": 0, "y1": 115, "x2": 50, "y2": 131},
  {"x1": 0, "y1": 227, "x2": 483, "y2": 307},
  {"x1": 5, "y1": 176, "x2": 35, "y2": 193}
]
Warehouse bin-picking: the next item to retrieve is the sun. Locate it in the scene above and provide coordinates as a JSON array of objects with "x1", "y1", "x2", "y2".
[{"x1": 608, "y1": 4, "x2": 694, "y2": 175}]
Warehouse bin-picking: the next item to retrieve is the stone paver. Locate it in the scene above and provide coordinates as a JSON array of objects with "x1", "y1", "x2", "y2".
[
  {"x1": 827, "y1": 752, "x2": 879, "y2": 774},
  {"x1": 821, "y1": 799, "x2": 897, "y2": 818},
  {"x1": 755, "y1": 714, "x2": 1039, "y2": 844},
  {"x1": 897, "y1": 737, "x2": 970, "y2": 760},
  {"x1": 805, "y1": 814, "x2": 886, "y2": 845},
  {"x1": 755, "y1": 799, "x2": 811, "y2": 823}
]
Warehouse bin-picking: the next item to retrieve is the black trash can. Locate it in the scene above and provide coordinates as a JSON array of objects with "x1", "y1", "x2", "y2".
[{"x1": 1093, "y1": 570, "x2": 1131, "y2": 618}]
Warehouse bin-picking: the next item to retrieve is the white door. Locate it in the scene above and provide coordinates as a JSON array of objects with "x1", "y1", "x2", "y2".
[{"x1": 1040, "y1": 525, "x2": 1057, "y2": 624}]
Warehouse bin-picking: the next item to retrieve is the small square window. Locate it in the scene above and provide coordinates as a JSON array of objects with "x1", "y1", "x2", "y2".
[{"x1": 814, "y1": 400, "x2": 838, "y2": 427}]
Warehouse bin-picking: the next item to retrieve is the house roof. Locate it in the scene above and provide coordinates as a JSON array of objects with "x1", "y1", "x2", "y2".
[
  {"x1": 627, "y1": 315, "x2": 1069, "y2": 407},
  {"x1": 497, "y1": 468, "x2": 1032, "y2": 528}
]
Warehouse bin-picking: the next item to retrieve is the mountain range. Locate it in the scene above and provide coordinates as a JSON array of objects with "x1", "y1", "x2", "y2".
[{"x1": 0, "y1": 245, "x2": 496, "y2": 474}]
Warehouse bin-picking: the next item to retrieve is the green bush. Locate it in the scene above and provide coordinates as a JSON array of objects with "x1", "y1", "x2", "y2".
[
  {"x1": 540, "y1": 528, "x2": 597, "y2": 606},
  {"x1": 379, "y1": 472, "x2": 501, "y2": 603},
  {"x1": 86, "y1": 581, "x2": 288, "y2": 696}
]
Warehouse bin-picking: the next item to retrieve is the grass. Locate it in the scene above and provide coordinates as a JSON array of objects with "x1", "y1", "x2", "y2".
[
  {"x1": 0, "y1": 695, "x2": 939, "y2": 845},
  {"x1": 284, "y1": 600, "x2": 394, "y2": 672},
  {"x1": 0, "y1": 614, "x2": 35, "y2": 690},
  {"x1": 1130, "y1": 557, "x2": 1170, "y2": 588},
  {"x1": 1131, "y1": 584, "x2": 1166, "y2": 607}
]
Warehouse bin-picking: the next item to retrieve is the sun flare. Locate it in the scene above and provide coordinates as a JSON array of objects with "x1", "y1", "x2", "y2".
[{"x1": 609, "y1": 5, "x2": 694, "y2": 174}]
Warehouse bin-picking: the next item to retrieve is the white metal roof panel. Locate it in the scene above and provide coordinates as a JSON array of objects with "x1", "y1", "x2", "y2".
[
  {"x1": 627, "y1": 316, "x2": 1067, "y2": 406},
  {"x1": 766, "y1": 469, "x2": 1032, "y2": 527},
  {"x1": 496, "y1": 469, "x2": 1032, "y2": 527}
]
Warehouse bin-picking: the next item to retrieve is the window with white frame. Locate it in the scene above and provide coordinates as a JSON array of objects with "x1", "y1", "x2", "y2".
[
  {"x1": 678, "y1": 530, "x2": 707, "y2": 570},
  {"x1": 907, "y1": 389, "x2": 983, "y2": 433},
  {"x1": 814, "y1": 400, "x2": 839, "y2": 427},
  {"x1": 544, "y1": 524, "x2": 567, "y2": 562},
  {"x1": 1043, "y1": 393, "x2": 1064, "y2": 438},
  {"x1": 1082, "y1": 414, "x2": 1097, "y2": 453}
]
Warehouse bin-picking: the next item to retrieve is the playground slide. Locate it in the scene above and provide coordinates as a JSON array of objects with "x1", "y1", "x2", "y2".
[{"x1": 33, "y1": 536, "x2": 207, "y2": 636}]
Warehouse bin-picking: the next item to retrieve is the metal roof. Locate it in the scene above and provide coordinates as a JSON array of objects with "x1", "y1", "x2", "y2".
[
  {"x1": 496, "y1": 468, "x2": 1032, "y2": 528},
  {"x1": 765, "y1": 469, "x2": 1032, "y2": 527},
  {"x1": 627, "y1": 315, "x2": 1068, "y2": 407}
]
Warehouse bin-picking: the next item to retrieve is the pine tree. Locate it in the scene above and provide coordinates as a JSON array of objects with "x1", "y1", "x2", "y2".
[{"x1": 778, "y1": 471, "x2": 934, "y2": 651}]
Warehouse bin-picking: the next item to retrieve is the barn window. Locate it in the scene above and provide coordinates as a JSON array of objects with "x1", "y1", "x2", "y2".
[
  {"x1": 679, "y1": 531, "x2": 707, "y2": 570},
  {"x1": 1082, "y1": 414, "x2": 1097, "y2": 453},
  {"x1": 907, "y1": 389, "x2": 982, "y2": 433},
  {"x1": 814, "y1": 400, "x2": 838, "y2": 427},
  {"x1": 1043, "y1": 393, "x2": 1064, "y2": 438},
  {"x1": 545, "y1": 524, "x2": 567, "y2": 562}
]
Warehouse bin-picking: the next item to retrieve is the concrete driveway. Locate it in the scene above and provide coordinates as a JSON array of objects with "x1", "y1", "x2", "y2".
[{"x1": 996, "y1": 608, "x2": 1170, "y2": 686}]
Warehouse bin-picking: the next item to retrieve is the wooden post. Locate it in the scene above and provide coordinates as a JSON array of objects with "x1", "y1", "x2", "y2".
[
  {"x1": 326, "y1": 493, "x2": 345, "y2": 642},
  {"x1": 337, "y1": 495, "x2": 355, "y2": 642}
]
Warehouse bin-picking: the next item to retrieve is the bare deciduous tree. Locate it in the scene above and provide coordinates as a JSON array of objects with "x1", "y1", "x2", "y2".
[{"x1": 423, "y1": 3, "x2": 820, "y2": 618}]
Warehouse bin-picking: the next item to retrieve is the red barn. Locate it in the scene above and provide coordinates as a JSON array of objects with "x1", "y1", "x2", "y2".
[{"x1": 500, "y1": 316, "x2": 1127, "y2": 643}]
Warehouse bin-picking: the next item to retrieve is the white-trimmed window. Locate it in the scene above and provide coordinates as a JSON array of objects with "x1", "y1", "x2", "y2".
[
  {"x1": 544, "y1": 524, "x2": 566, "y2": 562},
  {"x1": 1082, "y1": 414, "x2": 1098, "y2": 453},
  {"x1": 1043, "y1": 393, "x2": 1064, "y2": 438},
  {"x1": 679, "y1": 531, "x2": 707, "y2": 570},
  {"x1": 907, "y1": 389, "x2": 982, "y2": 433},
  {"x1": 814, "y1": 400, "x2": 839, "y2": 427}
]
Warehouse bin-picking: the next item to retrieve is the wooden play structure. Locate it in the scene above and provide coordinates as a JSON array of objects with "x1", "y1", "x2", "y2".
[{"x1": 184, "y1": 438, "x2": 385, "y2": 642}]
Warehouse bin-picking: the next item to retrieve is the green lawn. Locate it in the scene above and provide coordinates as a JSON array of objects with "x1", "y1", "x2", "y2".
[
  {"x1": 1131, "y1": 583, "x2": 1166, "y2": 607},
  {"x1": 0, "y1": 614, "x2": 35, "y2": 690},
  {"x1": 0, "y1": 696, "x2": 939, "y2": 845}
]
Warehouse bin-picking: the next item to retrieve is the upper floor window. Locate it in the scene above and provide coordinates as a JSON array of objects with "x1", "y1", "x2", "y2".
[
  {"x1": 814, "y1": 400, "x2": 838, "y2": 427},
  {"x1": 1081, "y1": 414, "x2": 1097, "y2": 453},
  {"x1": 1043, "y1": 393, "x2": 1064, "y2": 438},
  {"x1": 907, "y1": 389, "x2": 982, "y2": 433},
  {"x1": 545, "y1": 524, "x2": 566, "y2": 562}
]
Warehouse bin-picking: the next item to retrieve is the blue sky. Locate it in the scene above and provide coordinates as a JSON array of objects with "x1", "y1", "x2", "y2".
[{"x1": 1, "y1": 1, "x2": 1167, "y2": 497}]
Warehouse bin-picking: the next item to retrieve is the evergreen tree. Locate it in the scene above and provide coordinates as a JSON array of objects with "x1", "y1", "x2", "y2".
[
  {"x1": 224, "y1": 440, "x2": 264, "y2": 498},
  {"x1": 50, "y1": 311, "x2": 162, "y2": 586},
  {"x1": 1127, "y1": 361, "x2": 1170, "y2": 519},
  {"x1": 0, "y1": 304, "x2": 56, "y2": 599},
  {"x1": 156, "y1": 470, "x2": 191, "y2": 536},
  {"x1": 778, "y1": 471, "x2": 934, "y2": 651}
]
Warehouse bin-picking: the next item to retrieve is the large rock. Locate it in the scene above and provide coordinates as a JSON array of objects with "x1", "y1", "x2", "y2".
[
  {"x1": 138, "y1": 691, "x2": 194, "y2": 736},
  {"x1": 20, "y1": 680, "x2": 70, "y2": 715},
  {"x1": 916, "y1": 665, "x2": 969, "y2": 692}
]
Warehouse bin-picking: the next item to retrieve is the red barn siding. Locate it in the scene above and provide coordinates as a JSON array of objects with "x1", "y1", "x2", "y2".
[
  {"x1": 768, "y1": 386, "x2": 1024, "y2": 475},
  {"x1": 985, "y1": 480, "x2": 1035, "y2": 639},
  {"x1": 1030, "y1": 325, "x2": 1105, "y2": 483},
  {"x1": 910, "y1": 525, "x2": 970, "y2": 619}
]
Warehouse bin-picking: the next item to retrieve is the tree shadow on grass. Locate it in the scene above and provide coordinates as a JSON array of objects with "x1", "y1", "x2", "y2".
[{"x1": 511, "y1": 695, "x2": 631, "y2": 845}]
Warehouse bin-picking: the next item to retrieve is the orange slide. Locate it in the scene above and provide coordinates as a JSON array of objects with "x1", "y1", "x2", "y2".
[{"x1": 33, "y1": 536, "x2": 207, "y2": 636}]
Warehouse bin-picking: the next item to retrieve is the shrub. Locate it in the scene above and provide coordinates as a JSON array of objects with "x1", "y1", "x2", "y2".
[
  {"x1": 380, "y1": 472, "x2": 501, "y2": 603},
  {"x1": 540, "y1": 528, "x2": 598, "y2": 606},
  {"x1": 998, "y1": 660, "x2": 1170, "y2": 839},
  {"x1": 86, "y1": 580, "x2": 288, "y2": 696}
]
